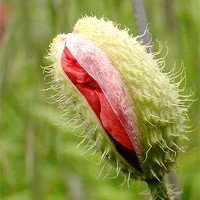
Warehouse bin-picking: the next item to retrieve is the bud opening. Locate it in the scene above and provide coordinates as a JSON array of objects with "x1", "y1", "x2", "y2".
[{"x1": 61, "y1": 36, "x2": 142, "y2": 172}]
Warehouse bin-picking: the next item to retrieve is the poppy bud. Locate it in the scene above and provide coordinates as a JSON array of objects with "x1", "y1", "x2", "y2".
[{"x1": 45, "y1": 17, "x2": 190, "y2": 198}]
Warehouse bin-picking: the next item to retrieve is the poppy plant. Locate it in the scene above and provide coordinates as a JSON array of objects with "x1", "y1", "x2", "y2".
[{"x1": 44, "y1": 17, "x2": 190, "y2": 199}]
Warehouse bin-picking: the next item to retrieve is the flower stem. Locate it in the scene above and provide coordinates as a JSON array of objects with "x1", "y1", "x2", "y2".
[
  {"x1": 147, "y1": 179, "x2": 170, "y2": 200},
  {"x1": 131, "y1": 0, "x2": 152, "y2": 53}
]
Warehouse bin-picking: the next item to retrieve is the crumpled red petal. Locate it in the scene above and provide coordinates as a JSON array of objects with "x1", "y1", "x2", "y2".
[{"x1": 61, "y1": 46, "x2": 134, "y2": 151}]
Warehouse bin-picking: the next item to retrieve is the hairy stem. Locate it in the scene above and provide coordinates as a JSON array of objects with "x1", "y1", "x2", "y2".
[{"x1": 147, "y1": 179, "x2": 170, "y2": 200}]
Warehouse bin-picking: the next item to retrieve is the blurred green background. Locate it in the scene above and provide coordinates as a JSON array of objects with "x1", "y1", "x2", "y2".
[{"x1": 0, "y1": 0, "x2": 199, "y2": 200}]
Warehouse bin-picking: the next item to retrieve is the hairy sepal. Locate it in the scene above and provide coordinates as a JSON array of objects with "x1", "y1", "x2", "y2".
[{"x1": 73, "y1": 17, "x2": 188, "y2": 181}]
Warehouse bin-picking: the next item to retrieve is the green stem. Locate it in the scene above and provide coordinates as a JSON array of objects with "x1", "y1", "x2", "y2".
[{"x1": 147, "y1": 179, "x2": 170, "y2": 200}]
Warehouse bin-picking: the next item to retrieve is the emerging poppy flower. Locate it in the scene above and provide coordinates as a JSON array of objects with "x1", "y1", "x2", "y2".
[
  {"x1": 61, "y1": 45, "x2": 134, "y2": 151},
  {"x1": 45, "y1": 16, "x2": 190, "y2": 199}
]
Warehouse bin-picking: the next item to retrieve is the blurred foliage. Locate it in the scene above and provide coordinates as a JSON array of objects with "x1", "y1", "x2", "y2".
[{"x1": 0, "y1": 0, "x2": 199, "y2": 200}]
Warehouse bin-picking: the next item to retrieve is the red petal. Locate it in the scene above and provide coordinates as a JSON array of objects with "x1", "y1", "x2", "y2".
[
  {"x1": 62, "y1": 47, "x2": 94, "y2": 84},
  {"x1": 61, "y1": 46, "x2": 134, "y2": 151},
  {"x1": 75, "y1": 83, "x2": 101, "y2": 118},
  {"x1": 94, "y1": 90, "x2": 134, "y2": 150}
]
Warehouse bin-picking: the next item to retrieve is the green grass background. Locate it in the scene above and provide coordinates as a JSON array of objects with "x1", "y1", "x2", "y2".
[{"x1": 0, "y1": 0, "x2": 199, "y2": 200}]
